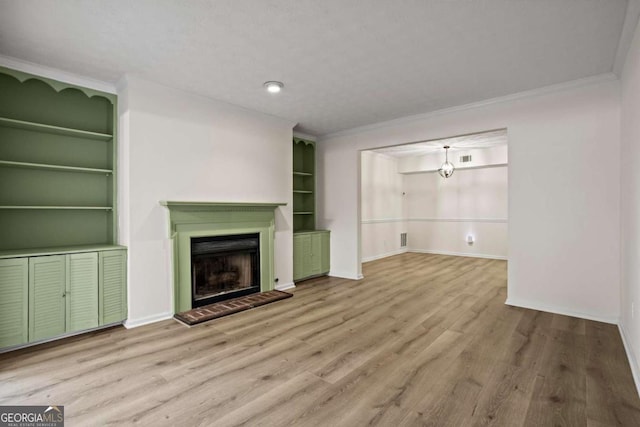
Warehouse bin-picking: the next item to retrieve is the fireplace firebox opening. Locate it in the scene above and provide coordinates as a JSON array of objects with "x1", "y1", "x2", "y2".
[{"x1": 190, "y1": 233, "x2": 260, "y2": 307}]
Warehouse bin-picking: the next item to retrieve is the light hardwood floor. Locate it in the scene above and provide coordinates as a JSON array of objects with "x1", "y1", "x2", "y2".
[{"x1": 1, "y1": 253, "x2": 639, "y2": 426}]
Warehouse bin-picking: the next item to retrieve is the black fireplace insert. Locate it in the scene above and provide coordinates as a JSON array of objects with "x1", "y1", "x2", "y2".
[{"x1": 190, "y1": 233, "x2": 260, "y2": 307}]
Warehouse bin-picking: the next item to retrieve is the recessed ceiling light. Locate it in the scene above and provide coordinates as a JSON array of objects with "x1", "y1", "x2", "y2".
[{"x1": 264, "y1": 81, "x2": 283, "y2": 94}]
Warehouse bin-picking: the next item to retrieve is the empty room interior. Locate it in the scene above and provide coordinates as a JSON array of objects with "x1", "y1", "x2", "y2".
[{"x1": 2, "y1": 1, "x2": 640, "y2": 425}]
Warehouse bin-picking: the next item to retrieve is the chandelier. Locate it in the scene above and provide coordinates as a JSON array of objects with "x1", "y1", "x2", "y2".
[{"x1": 438, "y1": 145, "x2": 455, "y2": 178}]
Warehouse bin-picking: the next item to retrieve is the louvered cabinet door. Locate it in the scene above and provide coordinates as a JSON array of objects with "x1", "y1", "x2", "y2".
[
  {"x1": 310, "y1": 233, "x2": 323, "y2": 275},
  {"x1": 320, "y1": 231, "x2": 330, "y2": 275},
  {"x1": 66, "y1": 253, "x2": 99, "y2": 333},
  {"x1": 293, "y1": 234, "x2": 305, "y2": 281},
  {"x1": 29, "y1": 255, "x2": 66, "y2": 341},
  {"x1": 301, "y1": 235, "x2": 313, "y2": 278},
  {"x1": 0, "y1": 258, "x2": 28, "y2": 347},
  {"x1": 99, "y1": 250, "x2": 127, "y2": 325}
]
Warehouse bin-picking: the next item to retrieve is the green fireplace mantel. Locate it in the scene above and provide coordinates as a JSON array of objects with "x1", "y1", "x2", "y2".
[
  {"x1": 160, "y1": 201, "x2": 286, "y2": 313},
  {"x1": 160, "y1": 201, "x2": 286, "y2": 211}
]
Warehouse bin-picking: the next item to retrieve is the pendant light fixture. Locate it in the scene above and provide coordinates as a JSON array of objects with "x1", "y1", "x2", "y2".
[{"x1": 438, "y1": 145, "x2": 455, "y2": 178}]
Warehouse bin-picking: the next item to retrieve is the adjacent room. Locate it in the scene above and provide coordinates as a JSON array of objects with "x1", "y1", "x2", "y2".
[
  {"x1": 2, "y1": 1, "x2": 640, "y2": 425},
  {"x1": 361, "y1": 130, "x2": 508, "y2": 263}
]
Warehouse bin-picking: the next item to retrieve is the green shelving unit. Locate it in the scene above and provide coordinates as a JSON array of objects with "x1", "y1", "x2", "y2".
[
  {"x1": 293, "y1": 137, "x2": 317, "y2": 232},
  {"x1": 292, "y1": 137, "x2": 330, "y2": 281},
  {"x1": 0, "y1": 67, "x2": 126, "y2": 351},
  {"x1": 0, "y1": 66, "x2": 118, "y2": 251}
]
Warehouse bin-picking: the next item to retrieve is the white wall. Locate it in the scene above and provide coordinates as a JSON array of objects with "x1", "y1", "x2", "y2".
[
  {"x1": 398, "y1": 145, "x2": 508, "y2": 173},
  {"x1": 404, "y1": 165, "x2": 508, "y2": 259},
  {"x1": 119, "y1": 77, "x2": 295, "y2": 327},
  {"x1": 318, "y1": 77, "x2": 621, "y2": 323},
  {"x1": 360, "y1": 151, "x2": 406, "y2": 262},
  {"x1": 620, "y1": 9, "x2": 640, "y2": 393}
]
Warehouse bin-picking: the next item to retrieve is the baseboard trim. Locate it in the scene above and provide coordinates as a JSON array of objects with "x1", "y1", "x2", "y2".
[
  {"x1": 0, "y1": 321, "x2": 124, "y2": 354},
  {"x1": 362, "y1": 248, "x2": 409, "y2": 263},
  {"x1": 275, "y1": 282, "x2": 296, "y2": 291},
  {"x1": 124, "y1": 311, "x2": 174, "y2": 329},
  {"x1": 329, "y1": 271, "x2": 362, "y2": 280},
  {"x1": 619, "y1": 323, "x2": 640, "y2": 398},
  {"x1": 505, "y1": 297, "x2": 618, "y2": 325},
  {"x1": 409, "y1": 249, "x2": 507, "y2": 260}
]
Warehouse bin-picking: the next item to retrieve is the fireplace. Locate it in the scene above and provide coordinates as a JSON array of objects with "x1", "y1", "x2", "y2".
[
  {"x1": 161, "y1": 201, "x2": 284, "y2": 313},
  {"x1": 191, "y1": 233, "x2": 260, "y2": 307}
]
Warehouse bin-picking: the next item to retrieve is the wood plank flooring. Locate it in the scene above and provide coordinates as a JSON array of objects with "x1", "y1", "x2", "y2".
[{"x1": 1, "y1": 253, "x2": 639, "y2": 426}]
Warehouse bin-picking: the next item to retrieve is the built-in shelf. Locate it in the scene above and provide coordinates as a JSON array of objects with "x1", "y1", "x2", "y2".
[
  {"x1": 0, "y1": 116, "x2": 113, "y2": 141},
  {"x1": 0, "y1": 206, "x2": 113, "y2": 210},
  {"x1": 293, "y1": 211, "x2": 314, "y2": 215},
  {"x1": 0, "y1": 160, "x2": 112, "y2": 174},
  {"x1": 293, "y1": 171, "x2": 313, "y2": 176},
  {"x1": 293, "y1": 190, "x2": 313, "y2": 194}
]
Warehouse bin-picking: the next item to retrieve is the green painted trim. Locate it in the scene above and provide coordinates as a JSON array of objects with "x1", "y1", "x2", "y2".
[
  {"x1": 293, "y1": 230, "x2": 331, "y2": 235},
  {"x1": 160, "y1": 201, "x2": 286, "y2": 211},
  {"x1": 0, "y1": 244, "x2": 127, "y2": 259},
  {"x1": 293, "y1": 137, "x2": 316, "y2": 147},
  {"x1": 0, "y1": 66, "x2": 116, "y2": 104},
  {"x1": 161, "y1": 202, "x2": 283, "y2": 313},
  {"x1": 110, "y1": 98, "x2": 118, "y2": 244}
]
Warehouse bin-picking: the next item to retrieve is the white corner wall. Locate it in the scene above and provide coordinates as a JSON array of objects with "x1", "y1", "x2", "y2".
[
  {"x1": 118, "y1": 77, "x2": 295, "y2": 327},
  {"x1": 360, "y1": 151, "x2": 407, "y2": 262},
  {"x1": 318, "y1": 78, "x2": 621, "y2": 323},
  {"x1": 620, "y1": 10, "x2": 640, "y2": 393},
  {"x1": 404, "y1": 165, "x2": 508, "y2": 259}
]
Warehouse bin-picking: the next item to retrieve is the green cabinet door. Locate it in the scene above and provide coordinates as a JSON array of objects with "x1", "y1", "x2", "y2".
[
  {"x1": 29, "y1": 255, "x2": 66, "y2": 341},
  {"x1": 320, "y1": 231, "x2": 330, "y2": 274},
  {"x1": 301, "y1": 234, "x2": 313, "y2": 277},
  {"x1": 0, "y1": 258, "x2": 28, "y2": 347},
  {"x1": 310, "y1": 233, "x2": 323, "y2": 276},
  {"x1": 99, "y1": 250, "x2": 127, "y2": 325},
  {"x1": 293, "y1": 231, "x2": 330, "y2": 282},
  {"x1": 66, "y1": 252, "x2": 99, "y2": 332},
  {"x1": 293, "y1": 235, "x2": 305, "y2": 281}
]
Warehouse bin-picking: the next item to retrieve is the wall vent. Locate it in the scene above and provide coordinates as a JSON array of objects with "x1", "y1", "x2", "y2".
[
  {"x1": 400, "y1": 233, "x2": 407, "y2": 248},
  {"x1": 459, "y1": 155, "x2": 472, "y2": 163}
]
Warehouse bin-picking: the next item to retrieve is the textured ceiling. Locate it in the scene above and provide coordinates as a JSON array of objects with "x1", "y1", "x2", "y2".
[
  {"x1": 0, "y1": 1, "x2": 629, "y2": 136},
  {"x1": 373, "y1": 129, "x2": 507, "y2": 158}
]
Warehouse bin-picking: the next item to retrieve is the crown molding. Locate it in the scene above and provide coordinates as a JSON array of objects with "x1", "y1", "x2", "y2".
[
  {"x1": 613, "y1": 0, "x2": 640, "y2": 76},
  {"x1": 293, "y1": 131, "x2": 317, "y2": 141},
  {"x1": 319, "y1": 72, "x2": 618, "y2": 141},
  {"x1": 0, "y1": 54, "x2": 117, "y2": 94}
]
